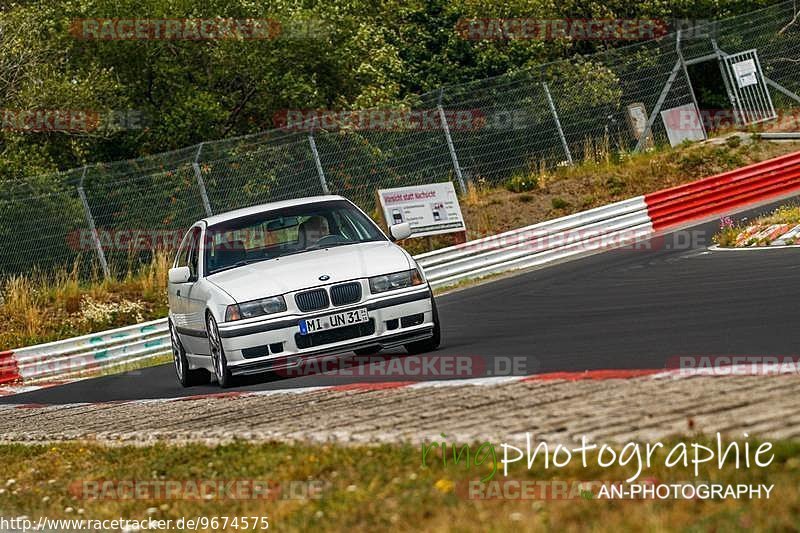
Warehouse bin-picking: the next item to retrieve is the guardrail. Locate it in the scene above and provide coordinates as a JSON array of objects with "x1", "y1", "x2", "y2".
[
  {"x1": 2, "y1": 319, "x2": 169, "y2": 384},
  {"x1": 4, "y1": 149, "x2": 800, "y2": 384},
  {"x1": 645, "y1": 151, "x2": 800, "y2": 230},
  {"x1": 417, "y1": 196, "x2": 653, "y2": 287}
]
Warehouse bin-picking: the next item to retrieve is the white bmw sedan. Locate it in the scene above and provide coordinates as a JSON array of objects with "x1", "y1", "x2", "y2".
[{"x1": 167, "y1": 195, "x2": 440, "y2": 387}]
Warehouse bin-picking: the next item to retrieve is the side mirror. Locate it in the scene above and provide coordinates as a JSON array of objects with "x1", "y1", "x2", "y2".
[
  {"x1": 389, "y1": 222, "x2": 412, "y2": 241},
  {"x1": 168, "y1": 266, "x2": 192, "y2": 284}
]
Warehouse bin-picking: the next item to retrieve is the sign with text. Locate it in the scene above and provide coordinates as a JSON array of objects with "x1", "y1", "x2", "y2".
[
  {"x1": 378, "y1": 182, "x2": 466, "y2": 237},
  {"x1": 732, "y1": 59, "x2": 758, "y2": 88}
]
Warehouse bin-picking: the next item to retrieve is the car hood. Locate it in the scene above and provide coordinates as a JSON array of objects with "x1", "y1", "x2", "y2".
[{"x1": 206, "y1": 241, "x2": 413, "y2": 303}]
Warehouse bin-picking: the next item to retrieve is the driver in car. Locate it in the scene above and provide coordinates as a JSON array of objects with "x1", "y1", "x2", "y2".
[{"x1": 298, "y1": 215, "x2": 330, "y2": 249}]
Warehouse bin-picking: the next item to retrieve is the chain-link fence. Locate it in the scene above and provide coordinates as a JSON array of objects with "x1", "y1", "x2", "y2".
[{"x1": 2, "y1": 1, "x2": 799, "y2": 278}]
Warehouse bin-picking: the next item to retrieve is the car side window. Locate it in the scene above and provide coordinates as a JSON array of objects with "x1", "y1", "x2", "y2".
[
  {"x1": 175, "y1": 229, "x2": 193, "y2": 268},
  {"x1": 187, "y1": 228, "x2": 201, "y2": 280}
]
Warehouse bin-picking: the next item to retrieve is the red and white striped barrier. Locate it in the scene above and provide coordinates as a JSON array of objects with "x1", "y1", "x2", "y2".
[
  {"x1": 0, "y1": 350, "x2": 21, "y2": 385},
  {"x1": 644, "y1": 150, "x2": 800, "y2": 231}
]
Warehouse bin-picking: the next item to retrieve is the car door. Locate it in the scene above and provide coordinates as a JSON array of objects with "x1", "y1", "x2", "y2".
[
  {"x1": 180, "y1": 226, "x2": 211, "y2": 356},
  {"x1": 168, "y1": 228, "x2": 195, "y2": 332}
]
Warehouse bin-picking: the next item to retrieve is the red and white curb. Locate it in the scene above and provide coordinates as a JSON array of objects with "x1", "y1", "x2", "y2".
[
  {"x1": 1, "y1": 365, "x2": 796, "y2": 410},
  {"x1": 0, "y1": 381, "x2": 71, "y2": 397}
]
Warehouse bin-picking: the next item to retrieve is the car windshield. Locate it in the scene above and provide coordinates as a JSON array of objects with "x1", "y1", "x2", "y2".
[{"x1": 204, "y1": 200, "x2": 387, "y2": 275}]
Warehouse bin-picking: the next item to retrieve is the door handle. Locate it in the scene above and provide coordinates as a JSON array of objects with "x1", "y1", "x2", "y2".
[{"x1": 177, "y1": 289, "x2": 181, "y2": 297}]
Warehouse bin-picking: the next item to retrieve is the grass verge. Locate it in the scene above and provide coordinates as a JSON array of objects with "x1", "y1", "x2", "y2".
[
  {"x1": 0, "y1": 438, "x2": 797, "y2": 531},
  {"x1": 0, "y1": 253, "x2": 171, "y2": 350}
]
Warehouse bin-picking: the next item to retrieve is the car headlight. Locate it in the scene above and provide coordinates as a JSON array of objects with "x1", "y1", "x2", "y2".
[
  {"x1": 225, "y1": 295, "x2": 287, "y2": 321},
  {"x1": 369, "y1": 268, "x2": 424, "y2": 294}
]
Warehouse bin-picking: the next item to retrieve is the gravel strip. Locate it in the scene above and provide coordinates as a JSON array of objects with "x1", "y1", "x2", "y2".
[{"x1": 0, "y1": 374, "x2": 798, "y2": 445}]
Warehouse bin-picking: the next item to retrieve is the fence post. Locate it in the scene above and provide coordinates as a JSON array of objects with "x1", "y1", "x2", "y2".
[
  {"x1": 634, "y1": 58, "x2": 682, "y2": 152},
  {"x1": 77, "y1": 166, "x2": 110, "y2": 278},
  {"x1": 676, "y1": 30, "x2": 707, "y2": 139},
  {"x1": 437, "y1": 88, "x2": 467, "y2": 194},
  {"x1": 308, "y1": 131, "x2": 330, "y2": 194},
  {"x1": 542, "y1": 81, "x2": 573, "y2": 165},
  {"x1": 192, "y1": 142, "x2": 213, "y2": 216}
]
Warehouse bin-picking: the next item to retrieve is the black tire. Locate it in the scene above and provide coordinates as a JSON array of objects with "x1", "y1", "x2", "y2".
[
  {"x1": 170, "y1": 321, "x2": 209, "y2": 387},
  {"x1": 404, "y1": 297, "x2": 441, "y2": 355},
  {"x1": 207, "y1": 313, "x2": 234, "y2": 388}
]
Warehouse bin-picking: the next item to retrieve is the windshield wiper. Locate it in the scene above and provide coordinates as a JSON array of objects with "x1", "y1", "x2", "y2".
[
  {"x1": 209, "y1": 257, "x2": 269, "y2": 275},
  {"x1": 319, "y1": 241, "x2": 359, "y2": 249}
]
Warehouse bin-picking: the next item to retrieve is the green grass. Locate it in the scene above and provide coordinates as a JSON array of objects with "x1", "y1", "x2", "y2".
[{"x1": 0, "y1": 438, "x2": 797, "y2": 531}]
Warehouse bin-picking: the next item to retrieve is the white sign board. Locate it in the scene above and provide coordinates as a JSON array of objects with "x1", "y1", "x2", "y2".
[
  {"x1": 732, "y1": 59, "x2": 758, "y2": 88},
  {"x1": 377, "y1": 182, "x2": 465, "y2": 238},
  {"x1": 660, "y1": 103, "x2": 706, "y2": 147}
]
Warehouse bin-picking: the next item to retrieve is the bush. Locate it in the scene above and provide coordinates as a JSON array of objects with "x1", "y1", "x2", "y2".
[
  {"x1": 504, "y1": 173, "x2": 538, "y2": 193},
  {"x1": 551, "y1": 197, "x2": 570, "y2": 209},
  {"x1": 726, "y1": 135, "x2": 742, "y2": 148},
  {"x1": 603, "y1": 175, "x2": 625, "y2": 195}
]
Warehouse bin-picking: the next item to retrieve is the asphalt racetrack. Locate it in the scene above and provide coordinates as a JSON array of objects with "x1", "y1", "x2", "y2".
[{"x1": 3, "y1": 199, "x2": 798, "y2": 405}]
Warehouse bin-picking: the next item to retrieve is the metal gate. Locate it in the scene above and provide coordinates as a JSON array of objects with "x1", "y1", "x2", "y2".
[{"x1": 720, "y1": 49, "x2": 777, "y2": 126}]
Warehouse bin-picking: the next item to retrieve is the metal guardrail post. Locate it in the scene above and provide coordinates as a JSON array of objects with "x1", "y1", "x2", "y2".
[
  {"x1": 192, "y1": 142, "x2": 213, "y2": 217},
  {"x1": 437, "y1": 88, "x2": 467, "y2": 194},
  {"x1": 77, "y1": 166, "x2": 110, "y2": 278},
  {"x1": 308, "y1": 131, "x2": 330, "y2": 194},
  {"x1": 542, "y1": 81, "x2": 573, "y2": 165}
]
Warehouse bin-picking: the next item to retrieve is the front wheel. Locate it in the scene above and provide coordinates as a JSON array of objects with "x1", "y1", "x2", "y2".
[
  {"x1": 404, "y1": 298, "x2": 441, "y2": 354},
  {"x1": 207, "y1": 313, "x2": 234, "y2": 388}
]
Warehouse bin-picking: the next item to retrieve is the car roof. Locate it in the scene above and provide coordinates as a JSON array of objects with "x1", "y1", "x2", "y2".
[{"x1": 201, "y1": 195, "x2": 349, "y2": 226}]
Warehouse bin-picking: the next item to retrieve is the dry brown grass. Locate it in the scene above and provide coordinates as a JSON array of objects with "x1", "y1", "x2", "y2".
[{"x1": 0, "y1": 252, "x2": 171, "y2": 350}]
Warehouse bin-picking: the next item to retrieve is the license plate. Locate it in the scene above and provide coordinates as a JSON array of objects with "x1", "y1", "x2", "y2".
[{"x1": 299, "y1": 308, "x2": 369, "y2": 335}]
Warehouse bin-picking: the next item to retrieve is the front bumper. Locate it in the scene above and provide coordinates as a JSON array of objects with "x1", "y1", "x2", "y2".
[{"x1": 216, "y1": 287, "x2": 435, "y2": 376}]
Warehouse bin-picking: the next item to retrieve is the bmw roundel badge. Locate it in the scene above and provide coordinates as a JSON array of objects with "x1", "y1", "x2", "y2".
[{"x1": 319, "y1": 274, "x2": 330, "y2": 281}]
